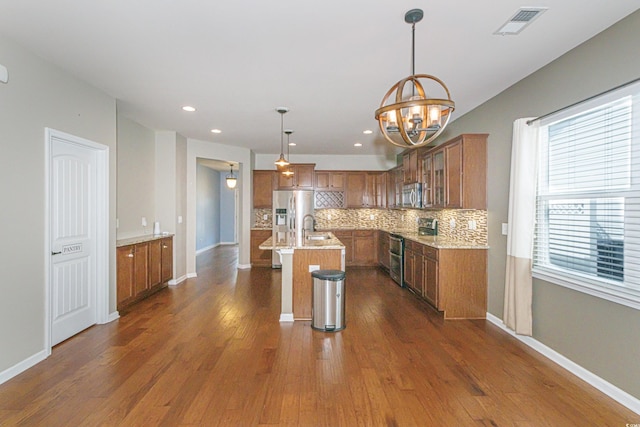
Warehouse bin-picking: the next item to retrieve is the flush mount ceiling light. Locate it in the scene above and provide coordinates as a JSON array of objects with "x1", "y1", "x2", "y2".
[
  {"x1": 211, "y1": 128, "x2": 222, "y2": 134},
  {"x1": 225, "y1": 163, "x2": 237, "y2": 189},
  {"x1": 374, "y1": 8, "x2": 455, "y2": 148},
  {"x1": 282, "y1": 130, "x2": 295, "y2": 177},
  {"x1": 274, "y1": 107, "x2": 290, "y2": 171},
  {"x1": 182, "y1": 105, "x2": 196, "y2": 112}
]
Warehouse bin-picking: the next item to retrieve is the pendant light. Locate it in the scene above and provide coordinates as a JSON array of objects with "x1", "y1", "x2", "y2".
[
  {"x1": 374, "y1": 9, "x2": 455, "y2": 148},
  {"x1": 274, "y1": 107, "x2": 290, "y2": 171},
  {"x1": 282, "y1": 130, "x2": 295, "y2": 177},
  {"x1": 225, "y1": 163, "x2": 237, "y2": 189}
]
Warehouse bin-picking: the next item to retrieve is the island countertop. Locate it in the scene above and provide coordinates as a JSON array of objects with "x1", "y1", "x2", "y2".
[{"x1": 258, "y1": 232, "x2": 344, "y2": 250}]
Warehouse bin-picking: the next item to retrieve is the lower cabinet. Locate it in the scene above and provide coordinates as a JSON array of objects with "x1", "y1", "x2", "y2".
[
  {"x1": 251, "y1": 229, "x2": 272, "y2": 267},
  {"x1": 378, "y1": 230, "x2": 390, "y2": 271},
  {"x1": 331, "y1": 229, "x2": 377, "y2": 266},
  {"x1": 406, "y1": 239, "x2": 487, "y2": 319},
  {"x1": 117, "y1": 236, "x2": 173, "y2": 311}
]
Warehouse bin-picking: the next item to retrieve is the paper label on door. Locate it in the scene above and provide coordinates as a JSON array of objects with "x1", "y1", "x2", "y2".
[{"x1": 62, "y1": 243, "x2": 82, "y2": 254}]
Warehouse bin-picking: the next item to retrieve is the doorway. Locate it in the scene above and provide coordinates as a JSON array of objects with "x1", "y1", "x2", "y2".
[{"x1": 45, "y1": 128, "x2": 109, "y2": 348}]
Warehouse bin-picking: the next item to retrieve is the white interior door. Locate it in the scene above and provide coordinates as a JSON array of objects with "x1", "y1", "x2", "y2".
[{"x1": 50, "y1": 135, "x2": 98, "y2": 345}]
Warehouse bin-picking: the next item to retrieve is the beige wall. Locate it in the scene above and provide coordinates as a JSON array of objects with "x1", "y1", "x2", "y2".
[
  {"x1": 0, "y1": 34, "x2": 117, "y2": 373},
  {"x1": 116, "y1": 115, "x2": 156, "y2": 239},
  {"x1": 435, "y1": 10, "x2": 640, "y2": 399}
]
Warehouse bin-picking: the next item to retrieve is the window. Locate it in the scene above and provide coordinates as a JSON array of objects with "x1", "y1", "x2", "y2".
[{"x1": 533, "y1": 81, "x2": 640, "y2": 309}]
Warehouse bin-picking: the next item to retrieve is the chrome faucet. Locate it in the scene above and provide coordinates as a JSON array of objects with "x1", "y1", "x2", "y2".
[{"x1": 302, "y1": 214, "x2": 317, "y2": 239}]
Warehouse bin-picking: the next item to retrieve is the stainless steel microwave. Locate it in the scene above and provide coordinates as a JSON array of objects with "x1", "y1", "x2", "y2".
[{"x1": 402, "y1": 183, "x2": 422, "y2": 208}]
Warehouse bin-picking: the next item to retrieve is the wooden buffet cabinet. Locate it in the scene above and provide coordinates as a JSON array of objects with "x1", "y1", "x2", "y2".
[
  {"x1": 117, "y1": 236, "x2": 173, "y2": 311},
  {"x1": 404, "y1": 238, "x2": 487, "y2": 319}
]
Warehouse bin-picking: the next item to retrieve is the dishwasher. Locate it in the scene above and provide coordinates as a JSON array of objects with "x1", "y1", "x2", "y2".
[{"x1": 389, "y1": 234, "x2": 404, "y2": 287}]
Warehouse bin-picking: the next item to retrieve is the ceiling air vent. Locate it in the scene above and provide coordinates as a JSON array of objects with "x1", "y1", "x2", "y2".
[{"x1": 494, "y1": 7, "x2": 548, "y2": 35}]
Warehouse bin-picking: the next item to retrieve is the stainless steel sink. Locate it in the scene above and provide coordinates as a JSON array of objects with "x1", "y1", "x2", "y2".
[{"x1": 305, "y1": 233, "x2": 332, "y2": 241}]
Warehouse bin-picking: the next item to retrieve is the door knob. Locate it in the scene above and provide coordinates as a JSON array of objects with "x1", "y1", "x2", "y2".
[{"x1": 51, "y1": 251, "x2": 62, "y2": 255}]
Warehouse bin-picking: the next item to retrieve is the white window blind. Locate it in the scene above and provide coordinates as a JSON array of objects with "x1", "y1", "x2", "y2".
[{"x1": 533, "y1": 81, "x2": 640, "y2": 308}]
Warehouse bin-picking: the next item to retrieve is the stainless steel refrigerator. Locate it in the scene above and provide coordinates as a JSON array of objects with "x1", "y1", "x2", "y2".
[{"x1": 272, "y1": 189, "x2": 314, "y2": 268}]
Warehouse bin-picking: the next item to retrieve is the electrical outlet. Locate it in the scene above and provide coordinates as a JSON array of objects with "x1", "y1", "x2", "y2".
[
  {"x1": 370, "y1": 214, "x2": 375, "y2": 220},
  {"x1": 468, "y1": 220, "x2": 477, "y2": 230},
  {"x1": 450, "y1": 218, "x2": 456, "y2": 229},
  {"x1": 308, "y1": 264, "x2": 320, "y2": 272},
  {"x1": 141, "y1": 217, "x2": 147, "y2": 227},
  {"x1": 263, "y1": 214, "x2": 268, "y2": 220},
  {"x1": 328, "y1": 214, "x2": 332, "y2": 220}
]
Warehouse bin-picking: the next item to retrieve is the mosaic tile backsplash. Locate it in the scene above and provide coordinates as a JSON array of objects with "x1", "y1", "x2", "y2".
[{"x1": 254, "y1": 208, "x2": 487, "y2": 245}]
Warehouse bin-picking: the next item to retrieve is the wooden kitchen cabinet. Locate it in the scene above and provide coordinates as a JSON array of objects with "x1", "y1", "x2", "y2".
[
  {"x1": 117, "y1": 236, "x2": 173, "y2": 311},
  {"x1": 346, "y1": 172, "x2": 386, "y2": 208},
  {"x1": 353, "y1": 230, "x2": 378, "y2": 266},
  {"x1": 378, "y1": 230, "x2": 390, "y2": 271},
  {"x1": 422, "y1": 245, "x2": 438, "y2": 307},
  {"x1": 277, "y1": 163, "x2": 315, "y2": 189},
  {"x1": 421, "y1": 152, "x2": 433, "y2": 208},
  {"x1": 346, "y1": 172, "x2": 366, "y2": 208},
  {"x1": 403, "y1": 240, "x2": 423, "y2": 294},
  {"x1": 386, "y1": 167, "x2": 399, "y2": 209},
  {"x1": 403, "y1": 149, "x2": 420, "y2": 184},
  {"x1": 253, "y1": 170, "x2": 276, "y2": 208},
  {"x1": 251, "y1": 229, "x2": 272, "y2": 267},
  {"x1": 428, "y1": 134, "x2": 487, "y2": 210},
  {"x1": 314, "y1": 171, "x2": 345, "y2": 190}
]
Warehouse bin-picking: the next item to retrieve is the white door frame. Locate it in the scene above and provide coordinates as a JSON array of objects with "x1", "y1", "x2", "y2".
[{"x1": 44, "y1": 128, "x2": 110, "y2": 353}]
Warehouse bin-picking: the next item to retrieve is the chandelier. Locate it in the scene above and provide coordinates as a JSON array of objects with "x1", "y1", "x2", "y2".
[
  {"x1": 225, "y1": 163, "x2": 237, "y2": 189},
  {"x1": 282, "y1": 130, "x2": 294, "y2": 177},
  {"x1": 374, "y1": 9, "x2": 455, "y2": 148},
  {"x1": 274, "y1": 107, "x2": 290, "y2": 171}
]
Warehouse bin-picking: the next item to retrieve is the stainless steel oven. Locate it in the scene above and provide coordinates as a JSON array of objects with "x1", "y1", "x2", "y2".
[{"x1": 389, "y1": 233, "x2": 404, "y2": 287}]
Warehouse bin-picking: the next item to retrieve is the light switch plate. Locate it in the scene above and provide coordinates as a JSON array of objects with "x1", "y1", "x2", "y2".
[
  {"x1": 502, "y1": 223, "x2": 508, "y2": 235},
  {"x1": 308, "y1": 265, "x2": 320, "y2": 272},
  {"x1": 141, "y1": 217, "x2": 147, "y2": 227},
  {"x1": 178, "y1": 215, "x2": 183, "y2": 224}
]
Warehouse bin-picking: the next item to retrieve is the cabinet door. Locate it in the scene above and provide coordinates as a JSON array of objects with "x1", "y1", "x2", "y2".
[
  {"x1": 161, "y1": 237, "x2": 173, "y2": 283},
  {"x1": 253, "y1": 170, "x2": 275, "y2": 208},
  {"x1": 433, "y1": 150, "x2": 445, "y2": 207},
  {"x1": 421, "y1": 152, "x2": 433, "y2": 208},
  {"x1": 403, "y1": 150, "x2": 419, "y2": 184},
  {"x1": 295, "y1": 164, "x2": 315, "y2": 188},
  {"x1": 423, "y1": 256, "x2": 438, "y2": 307},
  {"x1": 117, "y1": 246, "x2": 135, "y2": 305},
  {"x1": 378, "y1": 231, "x2": 390, "y2": 269},
  {"x1": 329, "y1": 172, "x2": 345, "y2": 190},
  {"x1": 374, "y1": 172, "x2": 387, "y2": 208},
  {"x1": 386, "y1": 170, "x2": 396, "y2": 208},
  {"x1": 404, "y1": 249, "x2": 414, "y2": 289},
  {"x1": 250, "y1": 230, "x2": 272, "y2": 266},
  {"x1": 148, "y1": 239, "x2": 162, "y2": 288},
  {"x1": 445, "y1": 141, "x2": 462, "y2": 208},
  {"x1": 314, "y1": 171, "x2": 331, "y2": 190},
  {"x1": 353, "y1": 230, "x2": 377, "y2": 265},
  {"x1": 277, "y1": 170, "x2": 295, "y2": 189},
  {"x1": 346, "y1": 173, "x2": 366, "y2": 207},
  {"x1": 133, "y1": 243, "x2": 149, "y2": 297}
]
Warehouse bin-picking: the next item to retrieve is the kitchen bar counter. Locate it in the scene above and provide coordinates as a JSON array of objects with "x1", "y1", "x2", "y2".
[
  {"x1": 259, "y1": 232, "x2": 345, "y2": 322},
  {"x1": 117, "y1": 233, "x2": 174, "y2": 248}
]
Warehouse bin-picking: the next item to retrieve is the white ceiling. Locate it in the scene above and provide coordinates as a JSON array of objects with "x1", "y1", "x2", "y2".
[{"x1": 1, "y1": 1, "x2": 637, "y2": 157}]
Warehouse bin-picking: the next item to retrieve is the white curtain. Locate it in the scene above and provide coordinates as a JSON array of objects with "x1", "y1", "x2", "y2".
[{"x1": 503, "y1": 118, "x2": 539, "y2": 336}]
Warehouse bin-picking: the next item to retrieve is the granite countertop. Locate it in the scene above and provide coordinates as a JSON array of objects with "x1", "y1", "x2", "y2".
[
  {"x1": 379, "y1": 229, "x2": 489, "y2": 249},
  {"x1": 258, "y1": 232, "x2": 345, "y2": 250},
  {"x1": 116, "y1": 233, "x2": 174, "y2": 247}
]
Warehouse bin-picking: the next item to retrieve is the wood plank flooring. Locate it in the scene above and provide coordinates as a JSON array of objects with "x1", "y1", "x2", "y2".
[{"x1": 0, "y1": 245, "x2": 638, "y2": 426}]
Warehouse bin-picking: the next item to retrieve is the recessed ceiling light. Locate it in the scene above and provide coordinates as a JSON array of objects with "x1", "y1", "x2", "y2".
[
  {"x1": 363, "y1": 130, "x2": 373, "y2": 135},
  {"x1": 354, "y1": 143, "x2": 363, "y2": 147},
  {"x1": 288, "y1": 142, "x2": 296, "y2": 146},
  {"x1": 211, "y1": 129, "x2": 222, "y2": 134},
  {"x1": 182, "y1": 106, "x2": 196, "y2": 112}
]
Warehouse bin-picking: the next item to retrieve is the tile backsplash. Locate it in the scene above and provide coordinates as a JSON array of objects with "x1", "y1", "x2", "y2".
[{"x1": 254, "y1": 208, "x2": 487, "y2": 245}]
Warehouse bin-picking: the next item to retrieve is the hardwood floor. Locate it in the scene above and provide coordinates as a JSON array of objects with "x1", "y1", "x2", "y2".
[{"x1": 0, "y1": 245, "x2": 637, "y2": 426}]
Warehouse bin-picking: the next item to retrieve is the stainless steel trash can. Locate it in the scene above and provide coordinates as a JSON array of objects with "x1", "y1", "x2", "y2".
[{"x1": 311, "y1": 269, "x2": 346, "y2": 331}]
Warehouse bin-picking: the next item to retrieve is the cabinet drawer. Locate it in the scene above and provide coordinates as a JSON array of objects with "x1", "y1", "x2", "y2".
[
  {"x1": 353, "y1": 230, "x2": 374, "y2": 237},
  {"x1": 406, "y1": 239, "x2": 421, "y2": 252},
  {"x1": 423, "y1": 245, "x2": 438, "y2": 260}
]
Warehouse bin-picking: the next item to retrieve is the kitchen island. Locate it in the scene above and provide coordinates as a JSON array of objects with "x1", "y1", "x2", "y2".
[{"x1": 259, "y1": 232, "x2": 345, "y2": 322}]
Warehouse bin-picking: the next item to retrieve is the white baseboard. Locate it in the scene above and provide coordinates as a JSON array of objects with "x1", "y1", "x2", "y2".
[
  {"x1": 486, "y1": 312, "x2": 640, "y2": 415},
  {"x1": 237, "y1": 263, "x2": 251, "y2": 270},
  {"x1": 219, "y1": 241, "x2": 237, "y2": 246},
  {"x1": 102, "y1": 311, "x2": 120, "y2": 323},
  {"x1": 195, "y1": 243, "x2": 218, "y2": 255},
  {"x1": 168, "y1": 274, "x2": 189, "y2": 286},
  {"x1": 279, "y1": 313, "x2": 294, "y2": 322},
  {"x1": 0, "y1": 349, "x2": 49, "y2": 386}
]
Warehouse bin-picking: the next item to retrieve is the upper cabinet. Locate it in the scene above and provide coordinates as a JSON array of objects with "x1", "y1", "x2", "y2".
[
  {"x1": 403, "y1": 149, "x2": 420, "y2": 184},
  {"x1": 425, "y1": 134, "x2": 488, "y2": 210},
  {"x1": 314, "y1": 171, "x2": 345, "y2": 191},
  {"x1": 277, "y1": 163, "x2": 315, "y2": 189},
  {"x1": 253, "y1": 170, "x2": 276, "y2": 209},
  {"x1": 346, "y1": 172, "x2": 386, "y2": 208}
]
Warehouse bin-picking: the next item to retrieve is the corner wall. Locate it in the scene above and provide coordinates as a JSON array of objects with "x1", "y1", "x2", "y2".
[{"x1": 436, "y1": 10, "x2": 640, "y2": 399}]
